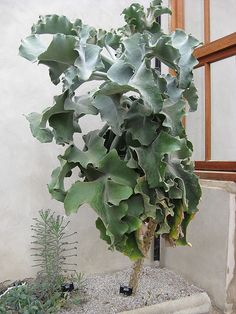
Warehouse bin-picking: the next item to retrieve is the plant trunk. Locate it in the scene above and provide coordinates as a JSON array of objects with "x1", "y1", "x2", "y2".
[
  {"x1": 128, "y1": 218, "x2": 158, "y2": 294},
  {"x1": 128, "y1": 258, "x2": 144, "y2": 294}
]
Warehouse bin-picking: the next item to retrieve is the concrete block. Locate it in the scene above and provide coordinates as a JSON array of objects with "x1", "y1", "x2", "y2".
[
  {"x1": 120, "y1": 292, "x2": 211, "y2": 314},
  {"x1": 160, "y1": 180, "x2": 236, "y2": 313}
]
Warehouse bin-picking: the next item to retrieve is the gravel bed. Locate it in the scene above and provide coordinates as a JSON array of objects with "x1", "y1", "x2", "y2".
[{"x1": 61, "y1": 265, "x2": 203, "y2": 314}]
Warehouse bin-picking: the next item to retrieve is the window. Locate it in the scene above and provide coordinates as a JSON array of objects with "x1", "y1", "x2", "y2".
[{"x1": 171, "y1": 0, "x2": 236, "y2": 181}]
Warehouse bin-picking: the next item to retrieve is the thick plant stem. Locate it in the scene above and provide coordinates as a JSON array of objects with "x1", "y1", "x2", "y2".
[
  {"x1": 128, "y1": 258, "x2": 144, "y2": 294},
  {"x1": 128, "y1": 218, "x2": 158, "y2": 294}
]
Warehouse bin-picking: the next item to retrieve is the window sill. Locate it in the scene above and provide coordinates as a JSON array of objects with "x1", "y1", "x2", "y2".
[{"x1": 195, "y1": 170, "x2": 236, "y2": 181}]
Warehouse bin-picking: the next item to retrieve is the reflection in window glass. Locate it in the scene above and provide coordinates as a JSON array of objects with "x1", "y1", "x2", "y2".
[
  {"x1": 185, "y1": 0, "x2": 204, "y2": 42},
  {"x1": 186, "y1": 67, "x2": 205, "y2": 161},
  {"x1": 210, "y1": 0, "x2": 235, "y2": 41},
  {"x1": 211, "y1": 57, "x2": 236, "y2": 160}
]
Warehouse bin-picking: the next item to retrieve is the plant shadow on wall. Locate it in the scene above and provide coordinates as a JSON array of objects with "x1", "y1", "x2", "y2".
[
  {"x1": 19, "y1": 0, "x2": 201, "y2": 296},
  {"x1": 0, "y1": 210, "x2": 83, "y2": 313}
]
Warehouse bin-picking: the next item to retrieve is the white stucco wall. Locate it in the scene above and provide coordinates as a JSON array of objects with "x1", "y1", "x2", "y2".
[{"x1": 0, "y1": 0, "x2": 152, "y2": 282}]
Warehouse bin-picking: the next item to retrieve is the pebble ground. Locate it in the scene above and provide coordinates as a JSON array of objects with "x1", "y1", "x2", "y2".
[{"x1": 61, "y1": 265, "x2": 202, "y2": 314}]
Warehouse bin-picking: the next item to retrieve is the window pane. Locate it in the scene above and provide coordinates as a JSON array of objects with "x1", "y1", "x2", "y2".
[
  {"x1": 186, "y1": 67, "x2": 205, "y2": 160},
  {"x1": 161, "y1": 0, "x2": 169, "y2": 34},
  {"x1": 210, "y1": 0, "x2": 235, "y2": 41},
  {"x1": 185, "y1": 0, "x2": 204, "y2": 43},
  {"x1": 211, "y1": 57, "x2": 236, "y2": 160}
]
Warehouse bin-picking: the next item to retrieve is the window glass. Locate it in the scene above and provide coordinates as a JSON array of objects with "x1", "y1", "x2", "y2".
[
  {"x1": 161, "y1": 0, "x2": 169, "y2": 34},
  {"x1": 185, "y1": 0, "x2": 204, "y2": 42},
  {"x1": 186, "y1": 67, "x2": 205, "y2": 160},
  {"x1": 211, "y1": 57, "x2": 236, "y2": 160},
  {"x1": 210, "y1": 0, "x2": 235, "y2": 41}
]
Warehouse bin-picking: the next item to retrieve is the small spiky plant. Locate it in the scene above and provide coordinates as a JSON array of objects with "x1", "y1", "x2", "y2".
[{"x1": 31, "y1": 210, "x2": 78, "y2": 295}]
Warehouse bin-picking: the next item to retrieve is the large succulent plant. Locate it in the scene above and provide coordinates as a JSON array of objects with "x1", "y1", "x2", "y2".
[{"x1": 19, "y1": 0, "x2": 201, "y2": 292}]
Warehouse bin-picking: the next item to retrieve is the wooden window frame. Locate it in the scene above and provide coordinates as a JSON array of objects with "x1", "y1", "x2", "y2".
[{"x1": 171, "y1": 0, "x2": 236, "y2": 181}]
